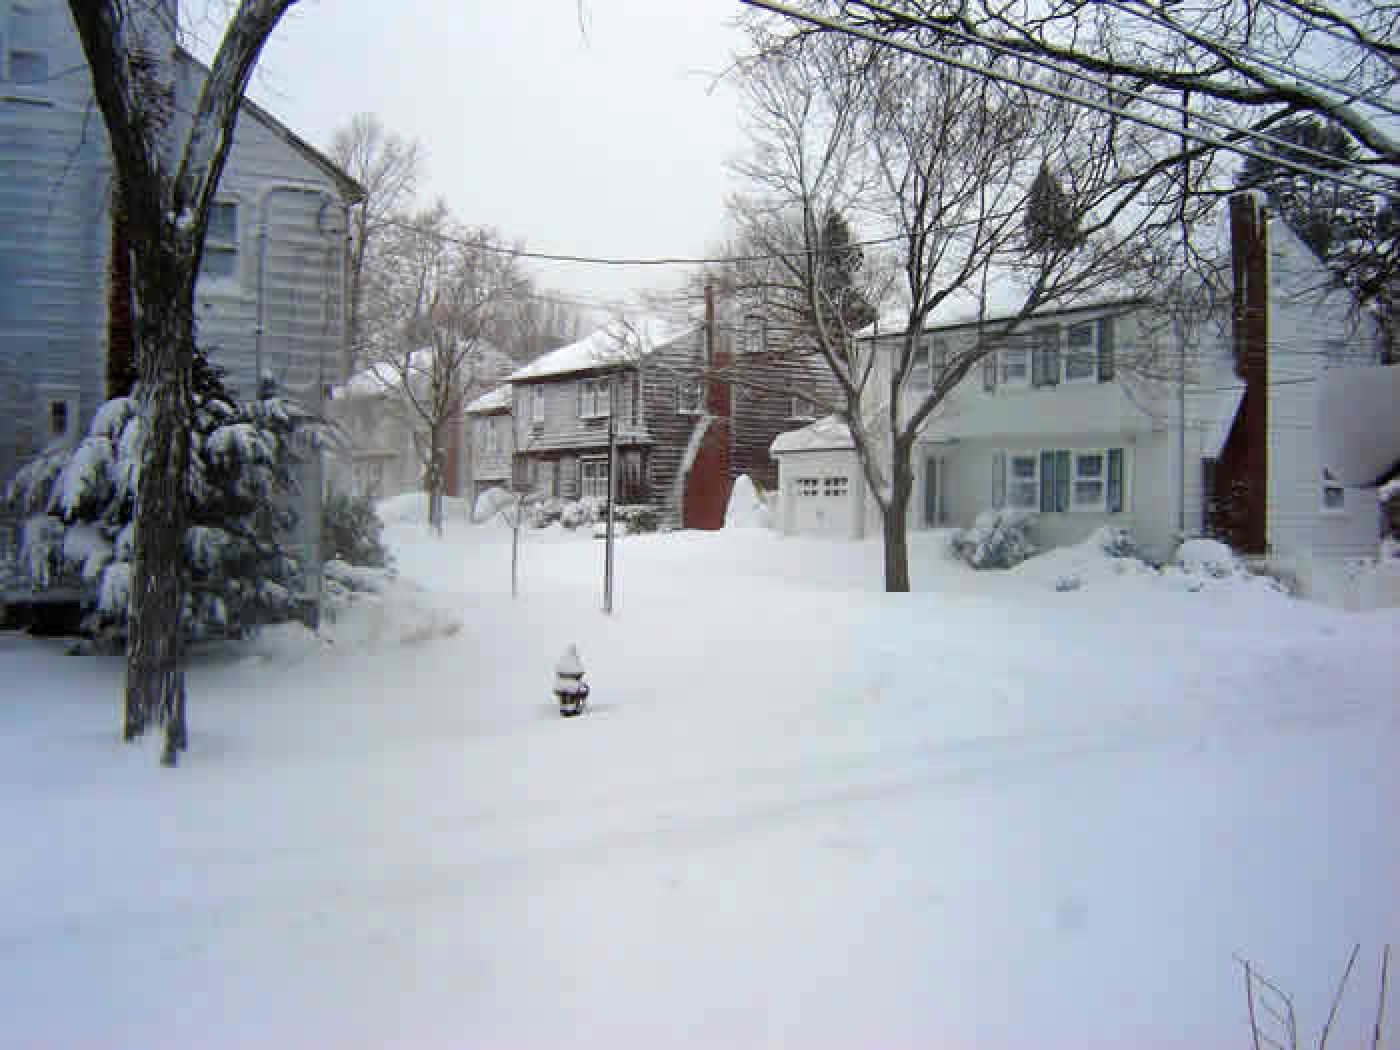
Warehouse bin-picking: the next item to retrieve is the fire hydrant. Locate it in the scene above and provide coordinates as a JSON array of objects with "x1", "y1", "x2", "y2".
[{"x1": 554, "y1": 644, "x2": 589, "y2": 717}]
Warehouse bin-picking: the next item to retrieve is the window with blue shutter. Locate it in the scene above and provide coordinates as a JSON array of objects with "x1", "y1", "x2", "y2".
[
  {"x1": 982, "y1": 350, "x2": 997, "y2": 391},
  {"x1": 1040, "y1": 451, "x2": 1056, "y2": 511},
  {"x1": 1055, "y1": 450, "x2": 1071, "y2": 512},
  {"x1": 1097, "y1": 316, "x2": 1115, "y2": 381},
  {"x1": 1107, "y1": 448, "x2": 1124, "y2": 512}
]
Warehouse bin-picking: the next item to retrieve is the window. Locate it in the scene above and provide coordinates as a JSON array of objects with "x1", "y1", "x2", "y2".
[
  {"x1": 1007, "y1": 454, "x2": 1039, "y2": 509},
  {"x1": 743, "y1": 316, "x2": 766, "y2": 354},
  {"x1": 202, "y1": 201, "x2": 239, "y2": 280},
  {"x1": 1030, "y1": 327, "x2": 1061, "y2": 387},
  {"x1": 579, "y1": 378, "x2": 610, "y2": 418},
  {"x1": 910, "y1": 340, "x2": 932, "y2": 391},
  {"x1": 1072, "y1": 452, "x2": 1105, "y2": 508},
  {"x1": 5, "y1": 3, "x2": 48, "y2": 87},
  {"x1": 822, "y1": 476, "x2": 849, "y2": 498},
  {"x1": 531, "y1": 387, "x2": 545, "y2": 426},
  {"x1": 789, "y1": 395, "x2": 815, "y2": 420},
  {"x1": 1064, "y1": 322, "x2": 1097, "y2": 382},
  {"x1": 795, "y1": 477, "x2": 819, "y2": 497},
  {"x1": 38, "y1": 387, "x2": 77, "y2": 445},
  {"x1": 676, "y1": 380, "x2": 702, "y2": 415},
  {"x1": 560, "y1": 457, "x2": 579, "y2": 498},
  {"x1": 581, "y1": 458, "x2": 609, "y2": 501},
  {"x1": 1010, "y1": 447, "x2": 1126, "y2": 513},
  {"x1": 1322, "y1": 470, "x2": 1346, "y2": 512},
  {"x1": 479, "y1": 418, "x2": 498, "y2": 453},
  {"x1": 999, "y1": 342, "x2": 1030, "y2": 386}
]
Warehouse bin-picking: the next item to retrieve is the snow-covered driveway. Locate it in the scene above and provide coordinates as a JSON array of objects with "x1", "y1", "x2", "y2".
[{"x1": 1, "y1": 517, "x2": 1396, "y2": 1048}]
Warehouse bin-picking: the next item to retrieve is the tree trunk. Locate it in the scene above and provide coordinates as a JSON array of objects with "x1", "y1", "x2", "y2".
[
  {"x1": 125, "y1": 256, "x2": 196, "y2": 764},
  {"x1": 881, "y1": 439, "x2": 915, "y2": 593}
]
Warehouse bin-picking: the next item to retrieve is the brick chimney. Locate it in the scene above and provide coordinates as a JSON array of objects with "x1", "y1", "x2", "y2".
[
  {"x1": 683, "y1": 282, "x2": 733, "y2": 529},
  {"x1": 1211, "y1": 192, "x2": 1270, "y2": 555}
]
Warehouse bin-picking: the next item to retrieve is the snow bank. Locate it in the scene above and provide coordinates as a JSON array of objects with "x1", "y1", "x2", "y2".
[
  {"x1": 377, "y1": 492, "x2": 470, "y2": 525},
  {"x1": 1011, "y1": 525, "x2": 1156, "y2": 590},
  {"x1": 471, "y1": 486, "x2": 515, "y2": 524},
  {"x1": 724, "y1": 475, "x2": 771, "y2": 529}
]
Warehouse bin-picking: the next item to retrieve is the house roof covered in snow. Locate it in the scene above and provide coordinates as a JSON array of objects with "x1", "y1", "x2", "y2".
[
  {"x1": 770, "y1": 415, "x2": 855, "y2": 455},
  {"x1": 507, "y1": 318, "x2": 696, "y2": 382},
  {"x1": 465, "y1": 385, "x2": 512, "y2": 415},
  {"x1": 334, "y1": 341, "x2": 513, "y2": 401},
  {"x1": 857, "y1": 275, "x2": 1146, "y2": 339}
]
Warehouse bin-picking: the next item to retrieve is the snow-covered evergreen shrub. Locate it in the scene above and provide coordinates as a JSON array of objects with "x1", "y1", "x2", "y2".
[
  {"x1": 616, "y1": 504, "x2": 659, "y2": 534},
  {"x1": 1087, "y1": 525, "x2": 1138, "y2": 559},
  {"x1": 527, "y1": 498, "x2": 566, "y2": 529},
  {"x1": 950, "y1": 508, "x2": 1038, "y2": 569},
  {"x1": 559, "y1": 499, "x2": 592, "y2": 529},
  {"x1": 4, "y1": 353, "x2": 330, "y2": 641},
  {"x1": 322, "y1": 488, "x2": 390, "y2": 568}
]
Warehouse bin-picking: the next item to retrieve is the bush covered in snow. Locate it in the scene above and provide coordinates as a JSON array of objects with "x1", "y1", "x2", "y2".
[
  {"x1": 950, "y1": 508, "x2": 1038, "y2": 569},
  {"x1": 1175, "y1": 538, "x2": 1241, "y2": 579},
  {"x1": 322, "y1": 489, "x2": 390, "y2": 568},
  {"x1": 4, "y1": 354, "x2": 330, "y2": 641}
]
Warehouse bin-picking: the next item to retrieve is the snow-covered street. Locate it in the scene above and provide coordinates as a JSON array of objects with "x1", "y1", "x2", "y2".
[{"x1": 2, "y1": 513, "x2": 1397, "y2": 1048}]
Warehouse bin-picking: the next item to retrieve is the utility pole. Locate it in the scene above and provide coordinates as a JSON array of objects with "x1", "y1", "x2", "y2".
[{"x1": 603, "y1": 369, "x2": 618, "y2": 615}]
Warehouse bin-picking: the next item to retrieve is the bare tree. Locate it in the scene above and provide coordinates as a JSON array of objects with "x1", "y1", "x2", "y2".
[
  {"x1": 730, "y1": 28, "x2": 1190, "y2": 590},
  {"x1": 364, "y1": 203, "x2": 527, "y2": 533},
  {"x1": 329, "y1": 113, "x2": 423, "y2": 379},
  {"x1": 755, "y1": 0, "x2": 1399, "y2": 169},
  {"x1": 69, "y1": 0, "x2": 298, "y2": 763}
]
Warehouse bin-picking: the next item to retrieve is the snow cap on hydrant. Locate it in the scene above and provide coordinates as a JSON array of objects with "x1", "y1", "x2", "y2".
[{"x1": 556, "y1": 644, "x2": 584, "y2": 677}]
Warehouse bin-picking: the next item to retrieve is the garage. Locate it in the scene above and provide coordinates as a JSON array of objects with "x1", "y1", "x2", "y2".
[{"x1": 770, "y1": 417, "x2": 867, "y2": 539}]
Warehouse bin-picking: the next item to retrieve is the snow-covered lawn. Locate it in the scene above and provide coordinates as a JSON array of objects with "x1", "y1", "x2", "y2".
[{"x1": 2, "y1": 516, "x2": 1397, "y2": 1048}]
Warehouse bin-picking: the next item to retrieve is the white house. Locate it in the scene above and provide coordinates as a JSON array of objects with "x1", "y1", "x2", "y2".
[{"x1": 771, "y1": 194, "x2": 1384, "y2": 565}]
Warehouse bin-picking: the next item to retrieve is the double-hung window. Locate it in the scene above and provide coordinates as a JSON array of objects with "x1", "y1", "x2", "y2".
[
  {"x1": 796, "y1": 477, "x2": 819, "y2": 497},
  {"x1": 1019, "y1": 447, "x2": 1125, "y2": 513},
  {"x1": 676, "y1": 380, "x2": 702, "y2": 415},
  {"x1": 1064, "y1": 322, "x2": 1098, "y2": 383},
  {"x1": 4, "y1": 3, "x2": 48, "y2": 87},
  {"x1": 910, "y1": 339, "x2": 933, "y2": 391},
  {"x1": 998, "y1": 337, "x2": 1031, "y2": 387},
  {"x1": 1007, "y1": 454, "x2": 1039, "y2": 509},
  {"x1": 822, "y1": 476, "x2": 849, "y2": 498},
  {"x1": 531, "y1": 387, "x2": 545, "y2": 427},
  {"x1": 581, "y1": 458, "x2": 609, "y2": 501},
  {"x1": 481, "y1": 418, "x2": 498, "y2": 453},
  {"x1": 579, "y1": 378, "x2": 610, "y2": 419},
  {"x1": 201, "y1": 201, "x2": 240, "y2": 281},
  {"x1": 744, "y1": 316, "x2": 766, "y2": 354}
]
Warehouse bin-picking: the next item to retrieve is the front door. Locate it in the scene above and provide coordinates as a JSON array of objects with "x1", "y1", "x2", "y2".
[{"x1": 924, "y1": 455, "x2": 940, "y2": 526}]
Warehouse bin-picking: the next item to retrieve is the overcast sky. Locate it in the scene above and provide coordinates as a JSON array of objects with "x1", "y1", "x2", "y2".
[{"x1": 192, "y1": 1, "x2": 749, "y2": 310}]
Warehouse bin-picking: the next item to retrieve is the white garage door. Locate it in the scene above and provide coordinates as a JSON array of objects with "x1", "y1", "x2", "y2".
[{"x1": 791, "y1": 474, "x2": 851, "y2": 535}]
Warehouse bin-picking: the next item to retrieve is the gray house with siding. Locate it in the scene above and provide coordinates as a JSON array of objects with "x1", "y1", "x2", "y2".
[{"x1": 1, "y1": 1, "x2": 362, "y2": 591}]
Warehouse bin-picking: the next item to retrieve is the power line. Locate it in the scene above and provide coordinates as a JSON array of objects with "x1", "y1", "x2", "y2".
[
  {"x1": 1098, "y1": 0, "x2": 1400, "y2": 123},
  {"x1": 852, "y1": 0, "x2": 1398, "y2": 176},
  {"x1": 741, "y1": 0, "x2": 1398, "y2": 195}
]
